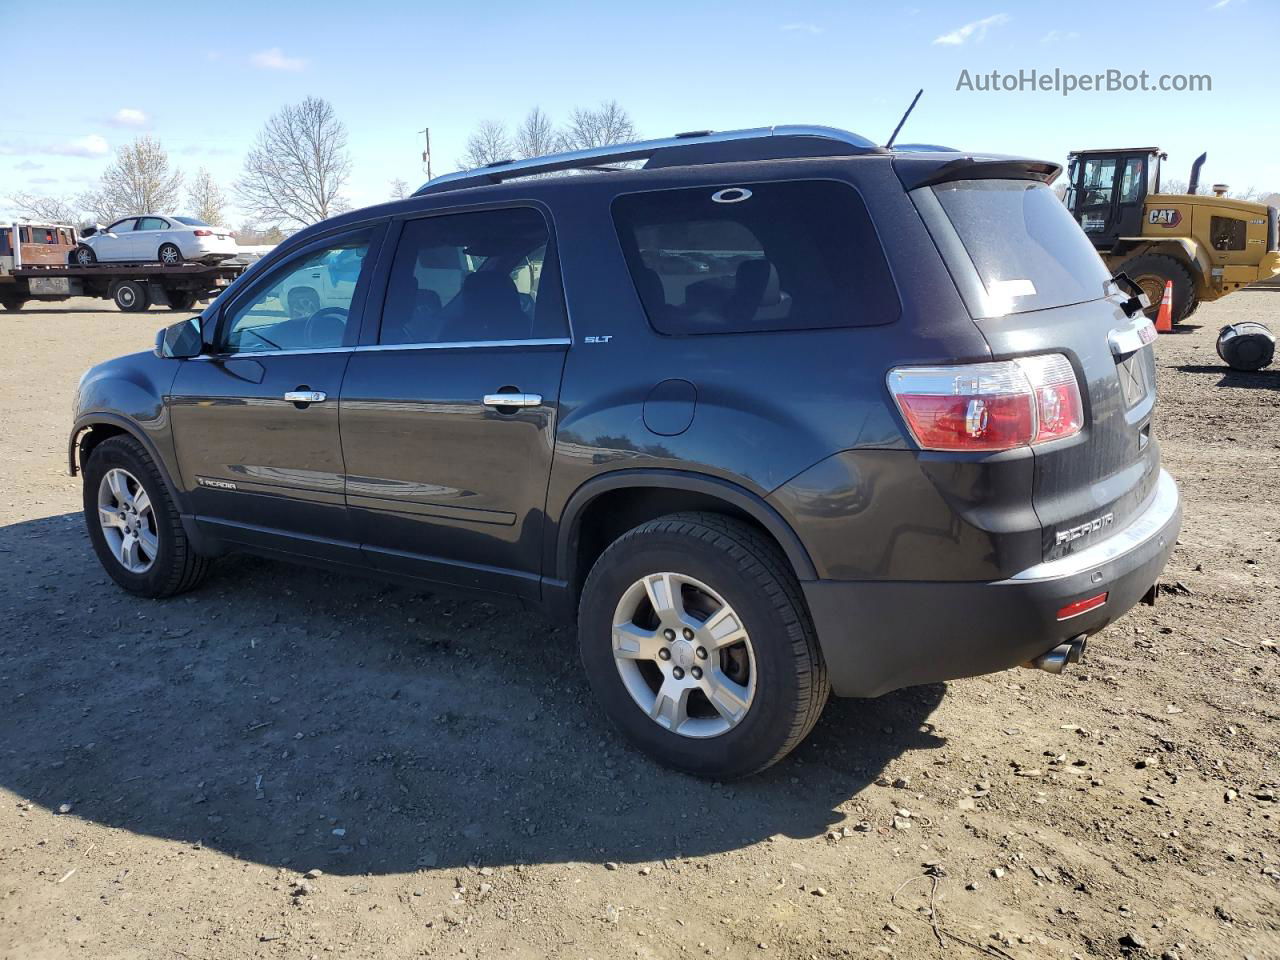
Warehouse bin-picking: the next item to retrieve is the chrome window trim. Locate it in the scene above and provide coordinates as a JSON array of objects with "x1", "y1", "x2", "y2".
[{"x1": 192, "y1": 337, "x2": 572, "y2": 360}]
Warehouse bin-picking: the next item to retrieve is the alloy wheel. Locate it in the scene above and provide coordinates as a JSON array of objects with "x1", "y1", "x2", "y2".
[
  {"x1": 611, "y1": 572, "x2": 756, "y2": 738},
  {"x1": 97, "y1": 468, "x2": 158, "y2": 573}
]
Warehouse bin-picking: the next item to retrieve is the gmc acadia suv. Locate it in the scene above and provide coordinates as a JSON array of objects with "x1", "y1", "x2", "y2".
[{"x1": 70, "y1": 126, "x2": 1181, "y2": 778}]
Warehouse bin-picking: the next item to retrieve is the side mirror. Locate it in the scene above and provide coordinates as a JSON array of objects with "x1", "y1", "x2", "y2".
[{"x1": 155, "y1": 316, "x2": 204, "y2": 359}]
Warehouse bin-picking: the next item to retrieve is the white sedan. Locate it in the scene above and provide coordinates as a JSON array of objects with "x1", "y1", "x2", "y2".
[{"x1": 73, "y1": 215, "x2": 237, "y2": 266}]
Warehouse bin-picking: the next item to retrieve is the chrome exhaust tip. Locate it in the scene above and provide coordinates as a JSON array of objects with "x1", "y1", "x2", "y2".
[{"x1": 1024, "y1": 635, "x2": 1087, "y2": 674}]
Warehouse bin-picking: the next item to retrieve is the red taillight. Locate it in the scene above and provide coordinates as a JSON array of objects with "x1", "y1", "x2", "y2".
[
  {"x1": 192, "y1": 229, "x2": 213, "y2": 236},
  {"x1": 887, "y1": 354, "x2": 1083, "y2": 452},
  {"x1": 1056, "y1": 592, "x2": 1107, "y2": 620}
]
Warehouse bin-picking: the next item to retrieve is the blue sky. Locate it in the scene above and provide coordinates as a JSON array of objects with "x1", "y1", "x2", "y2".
[{"x1": 2, "y1": 0, "x2": 1276, "y2": 223}]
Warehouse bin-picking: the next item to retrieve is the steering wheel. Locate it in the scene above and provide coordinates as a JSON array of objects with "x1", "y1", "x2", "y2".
[{"x1": 304, "y1": 306, "x2": 349, "y2": 347}]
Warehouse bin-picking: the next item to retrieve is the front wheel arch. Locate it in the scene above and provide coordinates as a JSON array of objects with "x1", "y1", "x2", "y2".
[{"x1": 71, "y1": 418, "x2": 187, "y2": 514}]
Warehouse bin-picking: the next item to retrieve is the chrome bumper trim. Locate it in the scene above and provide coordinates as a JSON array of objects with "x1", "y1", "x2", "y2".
[{"x1": 1008, "y1": 469, "x2": 1179, "y2": 582}]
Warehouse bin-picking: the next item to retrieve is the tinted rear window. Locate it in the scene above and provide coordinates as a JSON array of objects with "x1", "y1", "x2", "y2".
[
  {"x1": 174, "y1": 216, "x2": 209, "y2": 227},
  {"x1": 612, "y1": 180, "x2": 899, "y2": 335},
  {"x1": 931, "y1": 179, "x2": 1111, "y2": 315}
]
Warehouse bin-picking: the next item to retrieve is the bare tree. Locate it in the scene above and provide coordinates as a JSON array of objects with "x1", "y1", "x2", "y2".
[
  {"x1": 559, "y1": 100, "x2": 636, "y2": 150},
  {"x1": 389, "y1": 177, "x2": 409, "y2": 200},
  {"x1": 6, "y1": 192, "x2": 82, "y2": 224},
  {"x1": 461, "y1": 120, "x2": 513, "y2": 170},
  {"x1": 515, "y1": 107, "x2": 559, "y2": 159},
  {"x1": 78, "y1": 136, "x2": 183, "y2": 222},
  {"x1": 186, "y1": 167, "x2": 228, "y2": 226},
  {"x1": 233, "y1": 220, "x2": 288, "y2": 245},
  {"x1": 236, "y1": 96, "x2": 352, "y2": 228}
]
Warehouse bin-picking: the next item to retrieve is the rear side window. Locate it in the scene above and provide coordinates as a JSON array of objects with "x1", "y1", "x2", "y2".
[
  {"x1": 1210, "y1": 216, "x2": 1246, "y2": 251},
  {"x1": 612, "y1": 180, "x2": 899, "y2": 335},
  {"x1": 930, "y1": 179, "x2": 1112, "y2": 315}
]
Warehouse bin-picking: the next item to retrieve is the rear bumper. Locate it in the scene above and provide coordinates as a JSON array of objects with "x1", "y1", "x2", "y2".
[{"x1": 803, "y1": 469, "x2": 1181, "y2": 697}]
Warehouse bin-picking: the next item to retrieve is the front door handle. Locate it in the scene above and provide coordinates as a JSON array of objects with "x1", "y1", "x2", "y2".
[
  {"x1": 483, "y1": 392, "x2": 542, "y2": 408},
  {"x1": 284, "y1": 390, "x2": 327, "y2": 403}
]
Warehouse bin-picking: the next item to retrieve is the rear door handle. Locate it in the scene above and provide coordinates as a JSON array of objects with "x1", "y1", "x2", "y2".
[
  {"x1": 483, "y1": 393, "x2": 542, "y2": 408},
  {"x1": 284, "y1": 390, "x2": 327, "y2": 403}
]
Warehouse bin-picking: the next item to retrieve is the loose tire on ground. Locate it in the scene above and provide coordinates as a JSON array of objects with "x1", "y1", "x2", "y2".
[
  {"x1": 112, "y1": 280, "x2": 150, "y2": 312},
  {"x1": 1114, "y1": 253, "x2": 1196, "y2": 325},
  {"x1": 578, "y1": 511, "x2": 829, "y2": 779},
  {"x1": 82, "y1": 434, "x2": 211, "y2": 598}
]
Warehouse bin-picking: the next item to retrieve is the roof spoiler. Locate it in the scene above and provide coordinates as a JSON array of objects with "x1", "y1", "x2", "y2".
[{"x1": 893, "y1": 154, "x2": 1062, "y2": 191}]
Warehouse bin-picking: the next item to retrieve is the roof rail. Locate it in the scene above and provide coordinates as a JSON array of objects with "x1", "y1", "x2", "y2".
[{"x1": 412, "y1": 125, "x2": 882, "y2": 196}]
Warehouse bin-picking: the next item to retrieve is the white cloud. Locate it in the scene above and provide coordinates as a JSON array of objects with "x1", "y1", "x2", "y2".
[
  {"x1": 48, "y1": 134, "x2": 110, "y2": 158},
  {"x1": 933, "y1": 12, "x2": 1010, "y2": 45},
  {"x1": 1041, "y1": 28, "x2": 1080, "y2": 42},
  {"x1": 110, "y1": 108, "x2": 149, "y2": 127},
  {"x1": 781, "y1": 22, "x2": 823, "y2": 34},
  {"x1": 15, "y1": 159, "x2": 42, "y2": 170},
  {"x1": 251, "y1": 47, "x2": 307, "y2": 71},
  {"x1": 1210, "y1": 0, "x2": 1232, "y2": 7}
]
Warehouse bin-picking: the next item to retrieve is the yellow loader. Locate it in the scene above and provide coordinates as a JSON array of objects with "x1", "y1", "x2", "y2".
[{"x1": 1064, "y1": 148, "x2": 1280, "y2": 323}]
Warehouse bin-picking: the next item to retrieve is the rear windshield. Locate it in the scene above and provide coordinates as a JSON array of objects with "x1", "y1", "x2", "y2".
[
  {"x1": 612, "y1": 180, "x2": 900, "y2": 335},
  {"x1": 930, "y1": 179, "x2": 1112, "y2": 315},
  {"x1": 174, "y1": 216, "x2": 209, "y2": 226}
]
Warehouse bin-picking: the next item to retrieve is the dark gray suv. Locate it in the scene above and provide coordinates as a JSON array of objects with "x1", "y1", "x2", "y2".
[{"x1": 70, "y1": 126, "x2": 1181, "y2": 778}]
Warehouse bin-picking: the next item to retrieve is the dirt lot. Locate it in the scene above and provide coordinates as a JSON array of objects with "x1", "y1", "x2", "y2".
[{"x1": 1, "y1": 291, "x2": 1278, "y2": 960}]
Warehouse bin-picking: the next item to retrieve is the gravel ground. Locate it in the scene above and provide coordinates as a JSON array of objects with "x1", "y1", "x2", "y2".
[{"x1": 1, "y1": 291, "x2": 1278, "y2": 960}]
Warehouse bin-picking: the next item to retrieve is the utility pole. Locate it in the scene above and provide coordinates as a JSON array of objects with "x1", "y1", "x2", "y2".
[{"x1": 418, "y1": 127, "x2": 433, "y2": 179}]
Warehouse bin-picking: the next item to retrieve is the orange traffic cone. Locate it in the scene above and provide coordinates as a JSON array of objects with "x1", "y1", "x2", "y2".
[{"x1": 1155, "y1": 280, "x2": 1174, "y2": 333}]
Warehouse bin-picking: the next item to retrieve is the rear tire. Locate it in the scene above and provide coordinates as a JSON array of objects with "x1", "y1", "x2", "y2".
[
  {"x1": 1114, "y1": 253, "x2": 1196, "y2": 325},
  {"x1": 0, "y1": 295, "x2": 26, "y2": 312},
  {"x1": 112, "y1": 280, "x2": 150, "y2": 312},
  {"x1": 166, "y1": 289, "x2": 197, "y2": 311},
  {"x1": 82, "y1": 434, "x2": 211, "y2": 598},
  {"x1": 578, "y1": 512, "x2": 829, "y2": 779},
  {"x1": 158, "y1": 242, "x2": 183, "y2": 266}
]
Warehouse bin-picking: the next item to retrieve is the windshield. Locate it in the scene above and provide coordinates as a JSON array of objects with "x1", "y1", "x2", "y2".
[
  {"x1": 174, "y1": 216, "x2": 210, "y2": 227},
  {"x1": 931, "y1": 179, "x2": 1112, "y2": 316}
]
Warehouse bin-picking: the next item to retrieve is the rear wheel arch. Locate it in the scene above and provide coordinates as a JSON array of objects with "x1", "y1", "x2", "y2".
[{"x1": 556, "y1": 471, "x2": 817, "y2": 602}]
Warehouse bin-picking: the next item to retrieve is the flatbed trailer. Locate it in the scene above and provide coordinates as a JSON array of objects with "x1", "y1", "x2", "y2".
[{"x1": 0, "y1": 260, "x2": 248, "y2": 313}]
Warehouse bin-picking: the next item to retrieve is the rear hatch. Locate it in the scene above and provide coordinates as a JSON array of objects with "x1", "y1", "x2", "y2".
[{"x1": 904, "y1": 162, "x2": 1161, "y2": 562}]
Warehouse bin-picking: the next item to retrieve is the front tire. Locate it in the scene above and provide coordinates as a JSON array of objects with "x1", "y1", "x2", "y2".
[
  {"x1": 578, "y1": 512, "x2": 828, "y2": 779},
  {"x1": 112, "y1": 280, "x2": 149, "y2": 312},
  {"x1": 82, "y1": 434, "x2": 211, "y2": 598},
  {"x1": 73, "y1": 245, "x2": 97, "y2": 266},
  {"x1": 158, "y1": 242, "x2": 183, "y2": 266}
]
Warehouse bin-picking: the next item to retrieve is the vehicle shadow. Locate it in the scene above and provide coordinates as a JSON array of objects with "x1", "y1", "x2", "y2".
[
  {"x1": 1177, "y1": 364, "x2": 1280, "y2": 390},
  {"x1": 0, "y1": 512, "x2": 945, "y2": 877}
]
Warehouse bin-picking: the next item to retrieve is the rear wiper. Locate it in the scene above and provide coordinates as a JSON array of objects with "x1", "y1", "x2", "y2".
[{"x1": 1111, "y1": 272, "x2": 1151, "y2": 319}]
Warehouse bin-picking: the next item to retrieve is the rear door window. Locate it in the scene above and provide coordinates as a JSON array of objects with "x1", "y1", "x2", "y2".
[
  {"x1": 612, "y1": 180, "x2": 899, "y2": 335},
  {"x1": 929, "y1": 179, "x2": 1112, "y2": 315},
  {"x1": 378, "y1": 207, "x2": 567, "y2": 345}
]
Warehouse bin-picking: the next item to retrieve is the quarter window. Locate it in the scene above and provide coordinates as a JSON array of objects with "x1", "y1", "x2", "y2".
[
  {"x1": 379, "y1": 207, "x2": 565, "y2": 345},
  {"x1": 612, "y1": 180, "x2": 899, "y2": 335},
  {"x1": 217, "y1": 232, "x2": 372, "y2": 354}
]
